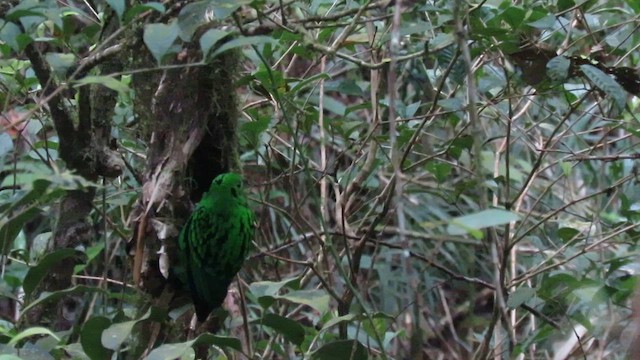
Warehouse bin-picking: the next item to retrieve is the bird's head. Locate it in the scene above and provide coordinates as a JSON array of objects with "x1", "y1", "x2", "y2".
[{"x1": 207, "y1": 172, "x2": 248, "y2": 205}]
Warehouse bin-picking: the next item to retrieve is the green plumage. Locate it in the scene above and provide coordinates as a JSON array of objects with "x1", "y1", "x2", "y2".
[{"x1": 178, "y1": 173, "x2": 254, "y2": 321}]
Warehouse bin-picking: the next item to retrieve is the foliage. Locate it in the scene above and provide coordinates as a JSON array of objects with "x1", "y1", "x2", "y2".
[{"x1": 1, "y1": 0, "x2": 640, "y2": 359}]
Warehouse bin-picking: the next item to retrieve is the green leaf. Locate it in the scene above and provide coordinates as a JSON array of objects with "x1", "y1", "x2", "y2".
[
  {"x1": 557, "y1": 0, "x2": 575, "y2": 12},
  {"x1": 0, "y1": 207, "x2": 41, "y2": 256},
  {"x1": 199, "y1": 29, "x2": 230, "y2": 58},
  {"x1": 210, "y1": 36, "x2": 277, "y2": 58},
  {"x1": 73, "y1": 76, "x2": 130, "y2": 95},
  {"x1": 625, "y1": 0, "x2": 640, "y2": 12},
  {"x1": 527, "y1": 14, "x2": 555, "y2": 29},
  {"x1": 6, "y1": 1, "x2": 47, "y2": 30},
  {"x1": 557, "y1": 227, "x2": 580, "y2": 242},
  {"x1": 574, "y1": 283, "x2": 604, "y2": 303},
  {"x1": 272, "y1": 290, "x2": 330, "y2": 314},
  {"x1": 193, "y1": 333, "x2": 242, "y2": 352},
  {"x1": 102, "y1": 309, "x2": 153, "y2": 350},
  {"x1": 310, "y1": 340, "x2": 368, "y2": 360},
  {"x1": 45, "y1": 53, "x2": 76, "y2": 77},
  {"x1": 74, "y1": 243, "x2": 105, "y2": 274},
  {"x1": 241, "y1": 115, "x2": 271, "y2": 148},
  {"x1": 177, "y1": 1, "x2": 211, "y2": 41},
  {"x1": 5, "y1": 178, "x2": 51, "y2": 213},
  {"x1": 144, "y1": 333, "x2": 241, "y2": 360},
  {"x1": 447, "y1": 135, "x2": 473, "y2": 159},
  {"x1": 58, "y1": 343, "x2": 91, "y2": 360},
  {"x1": 23, "y1": 248, "x2": 85, "y2": 299},
  {"x1": 507, "y1": 287, "x2": 536, "y2": 308},
  {"x1": 430, "y1": 33, "x2": 455, "y2": 51},
  {"x1": 438, "y1": 97, "x2": 464, "y2": 111},
  {"x1": 317, "y1": 96, "x2": 347, "y2": 116},
  {"x1": 0, "y1": 133, "x2": 12, "y2": 157},
  {"x1": 143, "y1": 22, "x2": 180, "y2": 63},
  {"x1": 538, "y1": 273, "x2": 579, "y2": 298},
  {"x1": 426, "y1": 161, "x2": 452, "y2": 183},
  {"x1": 123, "y1": 3, "x2": 165, "y2": 23},
  {"x1": 546, "y1": 56, "x2": 570, "y2": 81},
  {"x1": 471, "y1": 25, "x2": 508, "y2": 37},
  {"x1": 0, "y1": 20, "x2": 23, "y2": 52},
  {"x1": 144, "y1": 342, "x2": 196, "y2": 360},
  {"x1": 249, "y1": 278, "x2": 300, "y2": 298},
  {"x1": 289, "y1": 72, "x2": 330, "y2": 94},
  {"x1": 446, "y1": 209, "x2": 520, "y2": 236},
  {"x1": 320, "y1": 314, "x2": 357, "y2": 331},
  {"x1": 43, "y1": 7, "x2": 65, "y2": 30},
  {"x1": 362, "y1": 315, "x2": 390, "y2": 343},
  {"x1": 8, "y1": 327, "x2": 60, "y2": 346},
  {"x1": 0, "y1": 355, "x2": 22, "y2": 360},
  {"x1": 253, "y1": 67, "x2": 285, "y2": 95},
  {"x1": 405, "y1": 101, "x2": 421, "y2": 118},
  {"x1": 105, "y1": 0, "x2": 126, "y2": 20},
  {"x1": 580, "y1": 64, "x2": 626, "y2": 110},
  {"x1": 81, "y1": 316, "x2": 113, "y2": 360},
  {"x1": 260, "y1": 313, "x2": 305, "y2": 346},
  {"x1": 501, "y1": 6, "x2": 526, "y2": 29},
  {"x1": 0, "y1": 132, "x2": 13, "y2": 160},
  {"x1": 209, "y1": 0, "x2": 251, "y2": 20},
  {"x1": 336, "y1": 79, "x2": 363, "y2": 97}
]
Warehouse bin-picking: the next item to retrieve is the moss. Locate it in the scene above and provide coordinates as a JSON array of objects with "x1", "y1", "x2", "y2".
[{"x1": 186, "y1": 49, "x2": 242, "y2": 201}]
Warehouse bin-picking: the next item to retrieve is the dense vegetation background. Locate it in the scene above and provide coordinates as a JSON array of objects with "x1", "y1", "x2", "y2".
[{"x1": 1, "y1": 0, "x2": 640, "y2": 358}]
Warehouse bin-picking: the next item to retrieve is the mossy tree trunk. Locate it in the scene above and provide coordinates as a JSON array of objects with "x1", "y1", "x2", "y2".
[{"x1": 123, "y1": 6, "x2": 242, "y2": 354}]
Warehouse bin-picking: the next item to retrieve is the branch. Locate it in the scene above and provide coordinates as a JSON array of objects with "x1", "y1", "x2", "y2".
[{"x1": 23, "y1": 44, "x2": 76, "y2": 150}]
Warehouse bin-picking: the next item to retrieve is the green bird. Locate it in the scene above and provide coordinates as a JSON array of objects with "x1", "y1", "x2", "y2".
[{"x1": 178, "y1": 172, "x2": 254, "y2": 321}]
